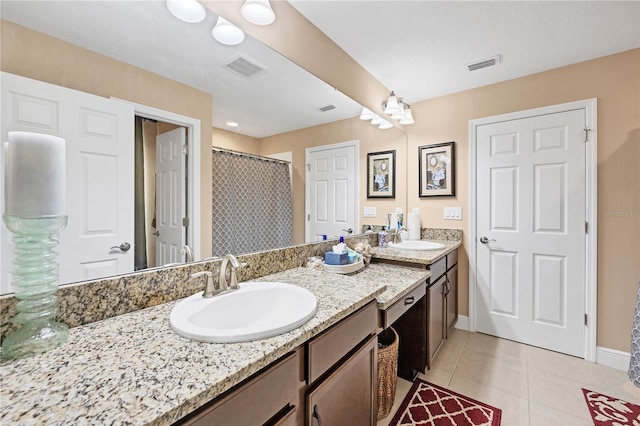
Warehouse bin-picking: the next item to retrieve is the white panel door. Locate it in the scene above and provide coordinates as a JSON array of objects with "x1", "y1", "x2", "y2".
[
  {"x1": 306, "y1": 142, "x2": 357, "y2": 242},
  {"x1": 1, "y1": 72, "x2": 134, "y2": 292},
  {"x1": 155, "y1": 127, "x2": 186, "y2": 266},
  {"x1": 476, "y1": 109, "x2": 586, "y2": 357}
]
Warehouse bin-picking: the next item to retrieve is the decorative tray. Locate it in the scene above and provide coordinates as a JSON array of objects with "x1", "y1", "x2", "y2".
[{"x1": 323, "y1": 258, "x2": 365, "y2": 275}]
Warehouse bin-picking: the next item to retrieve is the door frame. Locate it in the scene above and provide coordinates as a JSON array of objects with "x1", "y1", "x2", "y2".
[
  {"x1": 305, "y1": 140, "x2": 359, "y2": 243},
  {"x1": 468, "y1": 98, "x2": 598, "y2": 361},
  {"x1": 113, "y1": 98, "x2": 201, "y2": 263}
]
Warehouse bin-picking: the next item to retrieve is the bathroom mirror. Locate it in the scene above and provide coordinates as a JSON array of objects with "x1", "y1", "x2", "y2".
[{"x1": 0, "y1": 1, "x2": 407, "y2": 292}]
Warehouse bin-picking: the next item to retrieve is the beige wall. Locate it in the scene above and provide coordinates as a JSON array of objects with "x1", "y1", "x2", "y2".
[
  {"x1": 212, "y1": 127, "x2": 261, "y2": 154},
  {"x1": 259, "y1": 118, "x2": 407, "y2": 244},
  {"x1": 405, "y1": 49, "x2": 639, "y2": 352},
  {"x1": 1, "y1": 20, "x2": 214, "y2": 258}
]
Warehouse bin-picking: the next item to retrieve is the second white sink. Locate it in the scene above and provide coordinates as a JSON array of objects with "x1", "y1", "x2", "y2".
[
  {"x1": 170, "y1": 281, "x2": 317, "y2": 343},
  {"x1": 388, "y1": 240, "x2": 446, "y2": 251}
]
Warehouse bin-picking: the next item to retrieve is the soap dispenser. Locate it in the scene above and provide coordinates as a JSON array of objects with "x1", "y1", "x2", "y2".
[{"x1": 378, "y1": 226, "x2": 388, "y2": 247}]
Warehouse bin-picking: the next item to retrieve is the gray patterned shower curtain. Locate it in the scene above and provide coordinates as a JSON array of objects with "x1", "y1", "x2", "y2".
[{"x1": 211, "y1": 149, "x2": 292, "y2": 257}]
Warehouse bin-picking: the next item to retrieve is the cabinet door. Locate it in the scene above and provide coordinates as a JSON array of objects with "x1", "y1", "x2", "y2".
[
  {"x1": 307, "y1": 335, "x2": 377, "y2": 426},
  {"x1": 428, "y1": 275, "x2": 446, "y2": 366},
  {"x1": 446, "y1": 264, "x2": 458, "y2": 335}
]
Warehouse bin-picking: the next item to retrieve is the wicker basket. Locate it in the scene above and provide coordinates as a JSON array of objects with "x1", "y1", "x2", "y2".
[{"x1": 377, "y1": 327, "x2": 399, "y2": 420}]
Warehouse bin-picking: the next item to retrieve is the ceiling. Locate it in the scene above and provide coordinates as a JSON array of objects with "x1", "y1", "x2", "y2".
[{"x1": 2, "y1": 1, "x2": 639, "y2": 138}]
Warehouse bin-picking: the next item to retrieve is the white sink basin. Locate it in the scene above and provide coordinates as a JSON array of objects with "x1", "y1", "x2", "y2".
[
  {"x1": 388, "y1": 240, "x2": 446, "y2": 251},
  {"x1": 170, "y1": 282, "x2": 317, "y2": 343}
]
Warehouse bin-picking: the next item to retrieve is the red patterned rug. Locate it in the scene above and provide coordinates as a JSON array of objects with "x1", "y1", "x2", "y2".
[
  {"x1": 390, "y1": 379, "x2": 502, "y2": 425},
  {"x1": 582, "y1": 388, "x2": 640, "y2": 425}
]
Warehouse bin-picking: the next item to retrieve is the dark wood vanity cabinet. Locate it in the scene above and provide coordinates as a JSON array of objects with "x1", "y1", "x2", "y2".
[
  {"x1": 175, "y1": 301, "x2": 378, "y2": 426},
  {"x1": 427, "y1": 249, "x2": 459, "y2": 367},
  {"x1": 306, "y1": 301, "x2": 378, "y2": 425}
]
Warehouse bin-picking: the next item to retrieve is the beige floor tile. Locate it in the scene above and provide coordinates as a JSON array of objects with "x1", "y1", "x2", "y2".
[
  {"x1": 599, "y1": 364, "x2": 640, "y2": 404},
  {"x1": 429, "y1": 337, "x2": 465, "y2": 374},
  {"x1": 377, "y1": 377, "x2": 412, "y2": 426},
  {"x1": 454, "y1": 349, "x2": 529, "y2": 398},
  {"x1": 529, "y1": 402, "x2": 591, "y2": 426},
  {"x1": 449, "y1": 374, "x2": 530, "y2": 426},
  {"x1": 464, "y1": 332, "x2": 528, "y2": 367},
  {"x1": 528, "y1": 371, "x2": 601, "y2": 421},
  {"x1": 527, "y1": 345, "x2": 607, "y2": 388},
  {"x1": 418, "y1": 368, "x2": 452, "y2": 388}
]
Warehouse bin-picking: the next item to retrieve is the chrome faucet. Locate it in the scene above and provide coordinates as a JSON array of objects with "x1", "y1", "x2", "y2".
[{"x1": 219, "y1": 254, "x2": 247, "y2": 291}]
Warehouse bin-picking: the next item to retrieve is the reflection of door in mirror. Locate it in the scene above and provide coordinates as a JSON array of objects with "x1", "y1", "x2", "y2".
[
  {"x1": 1, "y1": 73, "x2": 135, "y2": 294},
  {"x1": 154, "y1": 126, "x2": 187, "y2": 267},
  {"x1": 305, "y1": 141, "x2": 358, "y2": 242}
]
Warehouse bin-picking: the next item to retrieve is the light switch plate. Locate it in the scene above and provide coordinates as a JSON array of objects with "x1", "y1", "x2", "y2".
[
  {"x1": 444, "y1": 207, "x2": 462, "y2": 220},
  {"x1": 363, "y1": 206, "x2": 377, "y2": 218}
]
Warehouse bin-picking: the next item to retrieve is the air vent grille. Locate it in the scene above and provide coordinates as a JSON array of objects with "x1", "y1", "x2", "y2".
[
  {"x1": 466, "y1": 55, "x2": 501, "y2": 72},
  {"x1": 225, "y1": 56, "x2": 266, "y2": 78},
  {"x1": 317, "y1": 104, "x2": 338, "y2": 112}
]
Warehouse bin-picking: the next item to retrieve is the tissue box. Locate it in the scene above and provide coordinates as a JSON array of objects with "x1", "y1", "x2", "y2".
[
  {"x1": 325, "y1": 251, "x2": 348, "y2": 265},
  {"x1": 347, "y1": 252, "x2": 359, "y2": 263}
]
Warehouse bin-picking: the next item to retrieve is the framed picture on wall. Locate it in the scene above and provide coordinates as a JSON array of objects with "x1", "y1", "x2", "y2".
[
  {"x1": 419, "y1": 142, "x2": 455, "y2": 197},
  {"x1": 367, "y1": 150, "x2": 396, "y2": 198}
]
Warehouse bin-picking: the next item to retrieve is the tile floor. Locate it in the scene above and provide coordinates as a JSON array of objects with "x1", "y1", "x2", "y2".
[{"x1": 378, "y1": 329, "x2": 640, "y2": 426}]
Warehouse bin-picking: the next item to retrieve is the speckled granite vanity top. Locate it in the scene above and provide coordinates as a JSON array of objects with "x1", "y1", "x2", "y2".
[
  {"x1": 0, "y1": 263, "x2": 427, "y2": 426},
  {"x1": 370, "y1": 240, "x2": 462, "y2": 265}
]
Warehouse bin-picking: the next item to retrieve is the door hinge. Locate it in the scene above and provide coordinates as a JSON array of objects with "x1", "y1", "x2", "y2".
[
  {"x1": 182, "y1": 217, "x2": 189, "y2": 227},
  {"x1": 584, "y1": 313, "x2": 588, "y2": 326},
  {"x1": 182, "y1": 144, "x2": 188, "y2": 155},
  {"x1": 306, "y1": 163, "x2": 311, "y2": 172},
  {"x1": 585, "y1": 221, "x2": 588, "y2": 234},
  {"x1": 584, "y1": 128, "x2": 591, "y2": 143},
  {"x1": 307, "y1": 214, "x2": 310, "y2": 221}
]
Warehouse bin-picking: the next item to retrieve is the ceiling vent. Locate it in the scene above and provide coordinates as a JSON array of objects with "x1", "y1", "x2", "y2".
[
  {"x1": 224, "y1": 56, "x2": 266, "y2": 78},
  {"x1": 466, "y1": 55, "x2": 501, "y2": 72},
  {"x1": 317, "y1": 104, "x2": 338, "y2": 112}
]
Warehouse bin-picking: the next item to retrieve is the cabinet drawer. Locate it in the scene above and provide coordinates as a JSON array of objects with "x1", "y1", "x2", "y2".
[
  {"x1": 446, "y1": 249, "x2": 458, "y2": 269},
  {"x1": 306, "y1": 334, "x2": 377, "y2": 426},
  {"x1": 429, "y1": 256, "x2": 447, "y2": 281},
  {"x1": 180, "y1": 350, "x2": 299, "y2": 425},
  {"x1": 381, "y1": 282, "x2": 426, "y2": 329},
  {"x1": 307, "y1": 301, "x2": 377, "y2": 384}
]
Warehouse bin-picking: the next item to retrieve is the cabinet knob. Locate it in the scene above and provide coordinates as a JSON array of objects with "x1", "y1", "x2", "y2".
[
  {"x1": 312, "y1": 404, "x2": 323, "y2": 426},
  {"x1": 404, "y1": 296, "x2": 415, "y2": 306}
]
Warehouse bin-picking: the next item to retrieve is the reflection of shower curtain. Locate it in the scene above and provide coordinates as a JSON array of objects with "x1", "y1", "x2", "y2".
[{"x1": 211, "y1": 150, "x2": 292, "y2": 256}]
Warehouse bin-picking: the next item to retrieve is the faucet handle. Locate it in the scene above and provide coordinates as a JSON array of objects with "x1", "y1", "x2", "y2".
[
  {"x1": 190, "y1": 271, "x2": 216, "y2": 298},
  {"x1": 228, "y1": 261, "x2": 247, "y2": 290}
]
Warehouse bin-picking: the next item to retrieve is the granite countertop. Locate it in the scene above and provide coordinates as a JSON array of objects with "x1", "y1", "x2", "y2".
[
  {"x1": 0, "y1": 263, "x2": 424, "y2": 426},
  {"x1": 370, "y1": 240, "x2": 462, "y2": 266}
]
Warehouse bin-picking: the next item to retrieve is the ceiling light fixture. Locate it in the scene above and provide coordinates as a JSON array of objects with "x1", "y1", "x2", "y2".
[
  {"x1": 212, "y1": 16, "x2": 245, "y2": 46},
  {"x1": 378, "y1": 120, "x2": 393, "y2": 130},
  {"x1": 166, "y1": 0, "x2": 206, "y2": 23},
  {"x1": 398, "y1": 104, "x2": 414, "y2": 125},
  {"x1": 241, "y1": 0, "x2": 275, "y2": 25},
  {"x1": 359, "y1": 107, "x2": 375, "y2": 120},
  {"x1": 225, "y1": 120, "x2": 239, "y2": 127},
  {"x1": 382, "y1": 91, "x2": 401, "y2": 114}
]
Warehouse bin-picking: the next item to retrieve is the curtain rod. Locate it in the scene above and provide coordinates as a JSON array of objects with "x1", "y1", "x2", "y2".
[{"x1": 212, "y1": 146, "x2": 291, "y2": 165}]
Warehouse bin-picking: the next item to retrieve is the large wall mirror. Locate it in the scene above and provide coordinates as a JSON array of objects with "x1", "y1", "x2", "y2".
[{"x1": 0, "y1": 1, "x2": 407, "y2": 293}]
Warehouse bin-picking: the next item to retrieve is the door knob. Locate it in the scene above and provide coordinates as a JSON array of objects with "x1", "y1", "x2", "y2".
[
  {"x1": 342, "y1": 228, "x2": 353, "y2": 234},
  {"x1": 479, "y1": 236, "x2": 496, "y2": 244},
  {"x1": 110, "y1": 242, "x2": 131, "y2": 252},
  {"x1": 153, "y1": 231, "x2": 160, "y2": 237}
]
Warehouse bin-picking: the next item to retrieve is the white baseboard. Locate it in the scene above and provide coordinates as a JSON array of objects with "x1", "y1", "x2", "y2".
[
  {"x1": 596, "y1": 346, "x2": 631, "y2": 371},
  {"x1": 454, "y1": 315, "x2": 469, "y2": 331}
]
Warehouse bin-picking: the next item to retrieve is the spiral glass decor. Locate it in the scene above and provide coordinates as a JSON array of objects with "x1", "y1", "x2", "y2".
[{"x1": 2, "y1": 215, "x2": 69, "y2": 360}]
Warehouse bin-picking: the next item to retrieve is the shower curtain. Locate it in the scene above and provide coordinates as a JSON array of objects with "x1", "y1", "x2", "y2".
[{"x1": 211, "y1": 150, "x2": 292, "y2": 257}]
